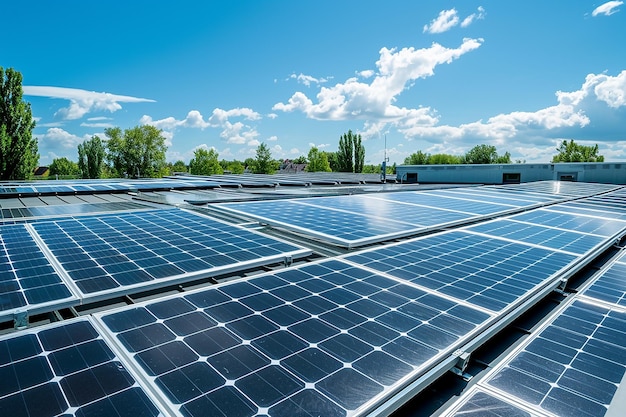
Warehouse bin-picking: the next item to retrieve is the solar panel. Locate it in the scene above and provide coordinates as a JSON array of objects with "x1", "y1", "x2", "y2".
[
  {"x1": 1, "y1": 201, "x2": 151, "y2": 222},
  {"x1": 582, "y1": 252, "x2": 626, "y2": 308},
  {"x1": 31, "y1": 209, "x2": 311, "y2": 301},
  {"x1": 0, "y1": 318, "x2": 162, "y2": 416},
  {"x1": 345, "y1": 230, "x2": 579, "y2": 313},
  {"x1": 484, "y1": 300, "x2": 626, "y2": 417},
  {"x1": 0, "y1": 224, "x2": 76, "y2": 322},
  {"x1": 215, "y1": 187, "x2": 566, "y2": 248},
  {"x1": 96, "y1": 259, "x2": 493, "y2": 416}
]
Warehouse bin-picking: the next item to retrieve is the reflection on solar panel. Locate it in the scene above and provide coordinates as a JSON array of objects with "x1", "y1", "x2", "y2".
[
  {"x1": 444, "y1": 388, "x2": 536, "y2": 416},
  {"x1": 0, "y1": 318, "x2": 161, "y2": 416},
  {"x1": 96, "y1": 259, "x2": 493, "y2": 416},
  {"x1": 0, "y1": 201, "x2": 151, "y2": 222},
  {"x1": 346, "y1": 230, "x2": 579, "y2": 312},
  {"x1": 0, "y1": 224, "x2": 75, "y2": 321},
  {"x1": 485, "y1": 300, "x2": 626, "y2": 417},
  {"x1": 216, "y1": 187, "x2": 568, "y2": 248},
  {"x1": 582, "y1": 254, "x2": 626, "y2": 308},
  {"x1": 32, "y1": 209, "x2": 310, "y2": 300}
]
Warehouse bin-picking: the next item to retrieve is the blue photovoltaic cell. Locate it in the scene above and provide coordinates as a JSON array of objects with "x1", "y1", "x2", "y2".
[
  {"x1": 345, "y1": 231, "x2": 578, "y2": 312},
  {"x1": 218, "y1": 199, "x2": 416, "y2": 244},
  {"x1": 0, "y1": 201, "x2": 150, "y2": 221},
  {"x1": 465, "y1": 219, "x2": 608, "y2": 255},
  {"x1": 449, "y1": 390, "x2": 533, "y2": 417},
  {"x1": 97, "y1": 259, "x2": 491, "y2": 416},
  {"x1": 0, "y1": 318, "x2": 161, "y2": 417},
  {"x1": 546, "y1": 202, "x2": 626, "y2": 222},
  {"x1": 0, "y1": 224, "x2": 73, "y2": 316},
  {"x1": 507, "y1": 209, "x2": 626, "y2": 237},
  {"x1": 31, "y1": 209, "x2": 309, "y2": 297},
  {"x1": 216, "y1": 188, "x2": 552, "y2": 247},
  {"x1": 487, "y1": 300, "x2": 626, "y2": 417},
  {"x1": 583, "y1": 257, "x2": 626, "y2": 308}
]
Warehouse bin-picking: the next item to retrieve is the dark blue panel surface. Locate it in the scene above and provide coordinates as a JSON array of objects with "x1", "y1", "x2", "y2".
[
  {"x1": 32, "y1": 209, "x2": 307, "y2": 296},
  {"x1": 0, "y1": 319, "x2": 160, "y2": 417},
  {"x1": 0, "y1": 224, "x2": 73, "y2": 317},
  {"x1": 346, "y1": 231, "x2": 577, "y2": 312},
  {"x1": 487, "y1": 301, "x2": 626, "y2": 417},
  {"x1": 98, "y1": 259, "x2": 491, "y2": 416}
]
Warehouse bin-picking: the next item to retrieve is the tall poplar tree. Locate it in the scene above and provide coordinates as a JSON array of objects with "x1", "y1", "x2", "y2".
[
  {"x1": 337, "y1": 130, "x2": 365, "y2": 173},
  {"x1": 0, "y1": 67, "x2": 38, "y2": 180}
]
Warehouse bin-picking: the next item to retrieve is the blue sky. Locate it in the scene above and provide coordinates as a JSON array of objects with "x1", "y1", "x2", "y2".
[{"x1": 3, "y1": 1, "x2": 626, "y2": 166}]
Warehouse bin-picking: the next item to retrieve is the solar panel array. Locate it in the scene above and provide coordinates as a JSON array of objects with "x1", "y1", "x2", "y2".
[
  {"x1": 215, "y1": 186, "x2": 576, "y2": 248},
  {"x1": 0, "y1": 208, "x2": 311, "y2": 322},
  {"x1": 2, "y1": 181, "x2": 626, "y2": 417},
  {"x1": 0, "y1": 201, "x2": 151, "y2": 222},
  {"x1": 94, "y1": 259, "x2": 494, "y2": 416},
  {"x1": 442, "y1": 245, "x2": 626, "y2": 417}
]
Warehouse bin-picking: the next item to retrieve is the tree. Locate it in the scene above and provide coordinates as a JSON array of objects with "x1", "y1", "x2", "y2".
[
  {"x1": 464, "y1": 144, "x2": 498, "y2": 164},
  {"x1": 0, "y1": 67, "x2": 38, "y2": 180},
  {"x1": 189, "y1": 148, "x2": 223, "y2": 175},
  {"x1": 552, "y1": 139, "x2": 604, "y2": 162},
  {"x1": 172, "y1": 160, "x2": 187, "y2": 173},
  {"x1": 429, "y1": 153, "x2": 463, "y2": 164},
  {"x1": 252, "y1": 143, "x2": 277, "y2": 174},
  {"x1": 226, "y1": 160, "x2": 245, "y2": 174},
  {"x1": 78, "y1": 135, "x2": 105, "y2": 179},
  {"x1": 292, "y1": 155, "x2": 308, "y2": 165},
  {"x1": 404, "y1": 151, "x2": 430, "y2": 165},
  {"x1": 306, "y1": 147, "x2": 331, "y2": 172},
  {"x1": 49, "y1": 157, "x2": 79, "y2": 177},
  {"x1": 337, "y1": 130, "x2": 365, "y2": 173},
  {"x1": 325, "y1": 151, "x2": 339, "y2": 172},
  {"x1": 105, "y1": 125, "x2": 167, "y2": 178}
]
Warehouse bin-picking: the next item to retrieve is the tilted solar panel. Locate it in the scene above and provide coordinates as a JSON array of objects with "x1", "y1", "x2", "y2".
[
  {"x1": 96, "y1": 259, "x2": 493, "y2": 416},
  {"x1": 0, "y1": 318, "x2": 162, "y2": 416},
  {"x1": 31, "y1": 209, "x2": 311, "y2": 301},
  {"x1": 0, "y1": 224, "x2": 76, "y2": 322}
]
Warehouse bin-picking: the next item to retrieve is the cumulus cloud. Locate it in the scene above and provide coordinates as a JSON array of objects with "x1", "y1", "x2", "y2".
[
  {"x1": 423, "y1": 9, "x2": 459, "y2": 34},
  {"x1": 592, "y1": 1, "x2": 623, "y2": 16},
  {"x1": 23, "y1": 86, "x2": 154, "y2": 120},
  {"x1": 274, "y1": 38, "x2": 483, "y2": 123},
  {"x1": 140, "y1": 107, "x2": 261, "y2": 146},
  {"x1": 395, "y1": 70, "x2": 626, "y2": 162}
]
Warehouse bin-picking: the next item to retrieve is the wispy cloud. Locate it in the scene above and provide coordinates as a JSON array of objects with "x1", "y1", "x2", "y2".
[
  {"x1": 287, "y1": 73, "x2": 332, "y2": 87},
  {"x1": 461, "y1": 6, "x2": 486, "y2": 27},
  {"x1": 423, "y1": 9, "x2": 459, "y2": 34},
  {"x1": 423, "y1": 7, "x2": 485, "y2": 34},
  {"x1": 23, "y1": 86, "x2": 155, "y2": 120},
  {"x1": 592, "y1": 1, "x2": 623, "y2": 16}
]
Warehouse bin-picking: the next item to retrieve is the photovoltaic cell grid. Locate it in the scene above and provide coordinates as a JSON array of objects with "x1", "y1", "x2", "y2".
[
  {"x1": 484, "y1": 300, "x2": 626, "y2": 417},
  {"x1": 493, "y1": 181, "x2": 620, "y2": 197},
  {"x1": 96, "y1": 259, "x2": 492, "y2": 417},
  {"x1": 345, "y1": 230, "x2": 578, "y2": 313},
  {"x1": 216, "y1": 186, "x2": 571, "y2": 248},
  {"x1": 0, "y1": 201, "x2": 151, "y2": 222},
  {"x1": 0, "y1": 224, "x2": 74, "y2": 317},
  {"x1": 444, "y1": 389, "x2": 537, "y2": 417},
  {"x1": 464, "y1": 208, "x2": 626, "y2": 255},
  {"x1": 0, "y1": 318, "x2": 161, "y2": 417},
  {"x1": 31, "y1": 209, "x2": 310, "y2": 298},
  {"x1": 583, "y1": 255, "x2": 626, "y2": 309}
]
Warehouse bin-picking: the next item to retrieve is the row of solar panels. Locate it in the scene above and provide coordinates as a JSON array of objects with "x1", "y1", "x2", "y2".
[
  {"x1": 442, "y1": 247, "x2": 626, "y2": 417},
  {"x1": 2, "y1": 183, "x2": 626, "y2": 416},
  {"x1": 213, "y1": 181, "x2": 621, "y2": 248},
  {"x1": 2, "y1": 181, "x2": 617, "y2": 323},
  {"x1": 0, "y1": 208, "x2": 312, "y2": 323}
]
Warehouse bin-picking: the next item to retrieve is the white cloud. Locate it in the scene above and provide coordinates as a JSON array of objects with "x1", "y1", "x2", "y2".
[
  {"x1": 267, "y1": 135, "x2": 278, "y2": 141},
  {"x1": 288, "y1": 73, "x2": 332, "y2": 87},
  {"x1": 592, "y1": 1, "x2": 623, "y2": 16},
  {"x1": 423, "y1": 9, "x2": 459, "y2": 34},
  {"x1": 39, "y1": 127, "x2": 86, "y2": 149},
  {"x1": 274, "y1": 38, "x2": 483, "y2": 123},
  {"x1": 461, "y1": 6, "x2": 486, "y2": 27},
  {"x1": 23, "y1": 86, "x2": 154, "y2": 120},
  {"x1": 247, "y1": 139, "x2": 261, "y2": 147},
  {"x1": 358, "y1": 70, "x2": 375, "y2": 79},
  {"x1": 80, "y1": 121, "x2": 115, "y2": 128}
]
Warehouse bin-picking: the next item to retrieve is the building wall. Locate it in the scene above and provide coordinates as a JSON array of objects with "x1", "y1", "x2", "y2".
[{"x1": 396, "y1": 163, "x2": 626, "y2": 185}]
